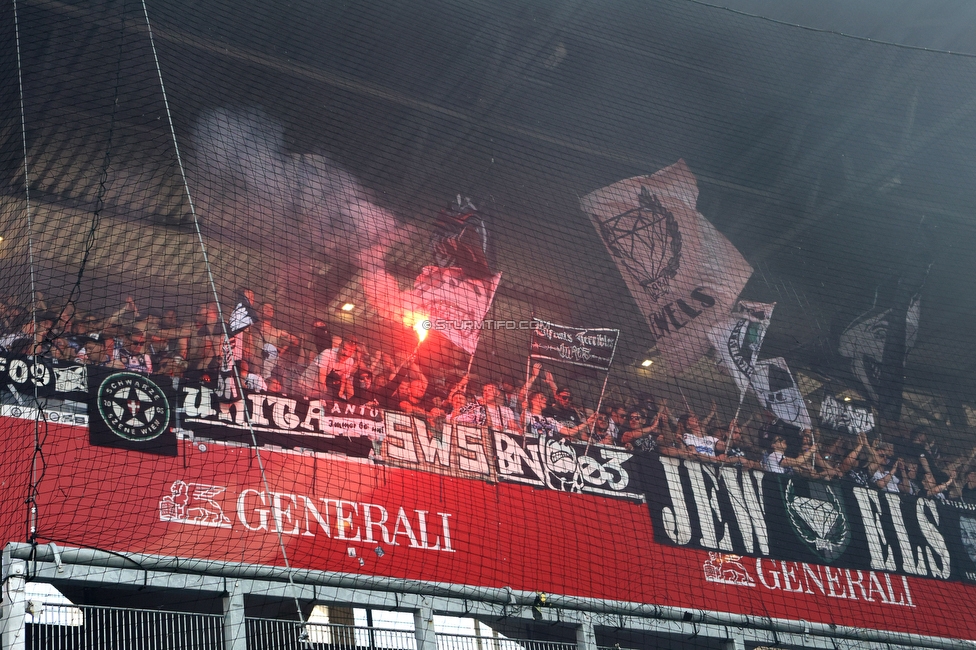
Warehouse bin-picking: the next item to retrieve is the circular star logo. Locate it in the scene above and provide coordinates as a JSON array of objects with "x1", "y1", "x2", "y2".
[{"x1": 97, "y1": 372, "x2": 170, "y2": 442}]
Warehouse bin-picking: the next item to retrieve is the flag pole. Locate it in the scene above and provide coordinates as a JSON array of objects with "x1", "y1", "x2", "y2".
[
  {"x1": 583, "y1": 328, "x2": 620, "y2": 453},
  {"x1": 582, "y1": 370, "x2": 611, "y2": 455}
]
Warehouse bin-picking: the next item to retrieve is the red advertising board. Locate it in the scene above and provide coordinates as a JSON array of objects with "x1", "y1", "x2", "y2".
[{"x1": 3, "y1": 414, "x2": 975, "y2": 641}]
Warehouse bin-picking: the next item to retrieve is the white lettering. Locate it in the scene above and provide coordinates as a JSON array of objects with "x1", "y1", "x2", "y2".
[
  {"x1": 271, "y1": 493, "x2": 301, "y2": 535},
  {"x1": 384, "y1": 412, "x2": 419, "y2": 463},
  {"x1": 237, "y1": 489, "x2": 269, "y2": 531},
  {"x1": 756, "y1": 558, "x2": 781, "y2": 590},
  {"x1": 334, "y1": 500, "x2": 361, "y2": 541},
  {"x1": 720, "y1": 467, "x2": 768, "y2": 555},
  {"x1": 885, "y1": 493, "x2": 926, "y2": 576},
  {"x1": 247, "y1": 394, "x2": 270, "y2": 426},
  {"x1": 659, "y1": 456, "x2": 692, "y2": 545},
  {"x1": 687, "y1": 461, "x2": 731, "y2": 550},
  {"x1": 853, "y1": 488, "x2": 897, "y2": 571},
  {"x1": 362, "y1": 503, "x2": 391, "y2": 544},
  {"x1": 301, "y1": 400, "x2": 326, "y2": 431},
  {"x1": 455, "y1": 425, "x2": 489, "y2": 475},
  {"x1": 917, "y1": 499, "x2": 951, "y2": 579},
  {"x1": 392, "y1": 507, "x2": 421, "y2": 548}
]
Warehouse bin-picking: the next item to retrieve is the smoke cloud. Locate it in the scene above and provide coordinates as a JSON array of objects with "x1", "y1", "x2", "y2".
[{"x1": 190, "y1": 108, "x2": 400, "y2": 274}]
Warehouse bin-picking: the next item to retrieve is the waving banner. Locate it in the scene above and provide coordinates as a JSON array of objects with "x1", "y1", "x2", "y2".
[
  {"x1": 709, "y1": 301, "x2": 775, "y2": 397},
  {"x1": 820, "y1": 395, "x2": 875, "y2": 434},
  {"x1": 529, "y1": 319, "x2": 619, "y2": 370},
  {"x1": 414, "y1": 267, "x2": 502, "y2": 355},
  {"x1": 581, "y1": 160, "x2": 753, "y2": 374},
  {"x1": 751, "y1": 357, "x2": 812, "y2": 429}
]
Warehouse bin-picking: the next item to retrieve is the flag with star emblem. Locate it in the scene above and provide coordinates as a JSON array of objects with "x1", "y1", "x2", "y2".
[
  {"x1": 580, "y1": 160, "x2": 753, "y2": 374},
  {"x1": 87, "y1": 366, "x2": 178, "y2": 455}
]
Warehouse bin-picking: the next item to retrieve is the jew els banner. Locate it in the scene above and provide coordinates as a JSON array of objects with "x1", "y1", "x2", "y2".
[
  {"x1": 529, "y1": 320, "x2": 619, "y2": 370},
  {"x1": 644, "y1": 455, "x2": 976, "y2": 584},
  {"x1": 581, "y1": 161, "x2": 753, "y2": 374}
]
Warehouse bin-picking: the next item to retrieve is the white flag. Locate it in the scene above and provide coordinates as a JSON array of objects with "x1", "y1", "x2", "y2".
[
  {"x1": 751, "y1": 357, "x2": 811, "y2": 429},
  {"x1": 412, "y1": 267, "x2": 501, "y2": 355},
  {"x1": 819, "y1": 395, "x2": 875, "y2": 434},
  {"x1": 581, "y1": 160, "x2": 752, "y2": 374},
  {"x1": 708, "y1": 301, "x2": 775, "y2": 398},
  {"x1": 228, "y1": 296, "x2": 257, "y2": 335}
]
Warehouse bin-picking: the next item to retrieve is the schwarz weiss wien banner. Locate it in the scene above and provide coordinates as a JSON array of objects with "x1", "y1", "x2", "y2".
[
  {"x1": 581, "y1": 161, "x2": 752, "y2": 374},
  {"x1": 645, "y1": 455, "x2": 976, "y2": 584}
]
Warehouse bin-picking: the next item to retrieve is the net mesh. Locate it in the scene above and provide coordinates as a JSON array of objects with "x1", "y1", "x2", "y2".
[{"x1": 3, "y1": 0, "x2": 976, "y2": 647}]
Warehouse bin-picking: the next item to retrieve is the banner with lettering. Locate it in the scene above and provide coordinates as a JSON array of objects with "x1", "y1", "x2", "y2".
[
  {"x1": 645, "y1": 455, "x2": 976, "y2": 584},
  {"x1": 580, "y1": 160, "x2": 753, "y2": 374},
  {"x1": 7, "y1": 415, "x2": 976, "y2": 640},
  {"x1": 492, "y1": 431, "x2": 644, "y2": 501},
  {"x1": 87, "y1": 366, "x2": 178, "y2": 456},
  {"x1": 0, "y1": 352, "x2": 88, "y2": 402},
  {"x1": 529, "y1": 320, "x2": 619, "y2": 370},
  {"x1": 380, "y1": 412, "x2": 497, "y2": 482},
  {"x1": 181, "y1": 382, "x2": 380, "y2": 457},
  {"x1": 820, "y1": 395, "x2": 876, "y2": 434}
]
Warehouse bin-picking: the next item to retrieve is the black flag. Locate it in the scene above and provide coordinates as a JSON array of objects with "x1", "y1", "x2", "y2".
[
  {"x1": 430, "y1": 195, "x2": 494, "y2": 279},
  {"x1": 838, "y1": 230, "x2": 932, "y2": 421},
  {"x1": 87, "y1": 366, "x2": 178, "y2": 456}
]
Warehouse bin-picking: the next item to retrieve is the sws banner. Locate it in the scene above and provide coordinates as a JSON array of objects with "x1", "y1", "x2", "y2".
[
  {"x1": 645, "y1": 455, "x2": 976, "y2": 584},
  {"x1": 529, "y1": 320, "x2": 619, "y2": 370}
]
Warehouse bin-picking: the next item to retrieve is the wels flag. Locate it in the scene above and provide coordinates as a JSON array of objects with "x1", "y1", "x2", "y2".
[
  {"x1": 708, "y1": 301, "x2": 775, "y2": 398},
  {"x1": 581, "y1": 160, "x2": 753, "y2": 374},
  {"x1": 413, "y1": 266, "x2": 501, "y2": 355},
  {"x1": 751, "y1": 357, "x2": 812, "y2": 429}
]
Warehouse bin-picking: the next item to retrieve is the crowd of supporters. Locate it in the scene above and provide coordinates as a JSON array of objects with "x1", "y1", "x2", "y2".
[{"x1": 3, "y1": 293, "x2": 976, "y2": 503}]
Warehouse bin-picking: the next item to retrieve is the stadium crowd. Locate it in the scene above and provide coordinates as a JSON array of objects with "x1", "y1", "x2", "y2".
[{"x1": 2, "y1": 293, "x2": 976, "y2": 504}]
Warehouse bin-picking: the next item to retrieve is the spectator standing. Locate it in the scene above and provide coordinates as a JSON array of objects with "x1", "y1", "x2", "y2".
[{"x1": 299, "y1": 337, "x2": 359, "y2": 399}]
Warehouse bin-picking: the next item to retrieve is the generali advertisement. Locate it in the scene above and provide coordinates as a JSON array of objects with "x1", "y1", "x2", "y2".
[{"x1": 0, "y1": 367, "x2": 975, "y2": 641}]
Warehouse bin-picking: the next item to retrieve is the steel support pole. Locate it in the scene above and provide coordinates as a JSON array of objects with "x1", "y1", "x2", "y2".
[
  {"x1": 0, "y1": 560, "x2": 26, "y2": 650},
  {"x1": 222, "y1": 579, "x2": 247, "y2": 650},
  {"x1": 413, "y1": 597, "x2": 437, "y2": 650},
  {"x1": 576, "y1": 614, "x2": 597, "y2": 650}
]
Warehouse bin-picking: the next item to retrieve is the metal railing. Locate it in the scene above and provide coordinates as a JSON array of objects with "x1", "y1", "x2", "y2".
[
  {"x1": 27, "y1": 606, "x2": 583, "y2": 650},
  {"x1": 245, "y1": 619, "x2": 417, "y2": 650},
  {"x1": 436, "y1": 634, "x2": 577, "y2": 650},
  {"x1": 27, "y1": 603, "x2": 223, "y2": 650}
]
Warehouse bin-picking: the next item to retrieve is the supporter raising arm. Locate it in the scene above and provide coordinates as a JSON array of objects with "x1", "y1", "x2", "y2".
[{"x1": 762, "y1": 435, "x2": 817, "y2": 474}]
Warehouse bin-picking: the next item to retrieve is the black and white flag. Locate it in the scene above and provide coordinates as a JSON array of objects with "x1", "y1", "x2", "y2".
[
  {"x1": 837, "y1": 224, "x2": 933, "y2": 422},
  {"x1": 708, "y1": 301, "x2": 775, "y2": 398},
  {"x1": 819, "y1": 395, "x2": 875, "y2": 434},
  {"x1": 580, "y1": 161, "x2": 753, "y2": 375},
  {"x1": 228, "y1": 293, "x2": 258, "y2": 335},
  {"x1": 751, "y1": 357, "x2": 811, "y2": 429}
]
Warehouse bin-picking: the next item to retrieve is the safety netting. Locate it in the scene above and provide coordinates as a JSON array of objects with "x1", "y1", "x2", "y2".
[{"x1": 3, "y1": 0, "x2": 976, "y2": 646}]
